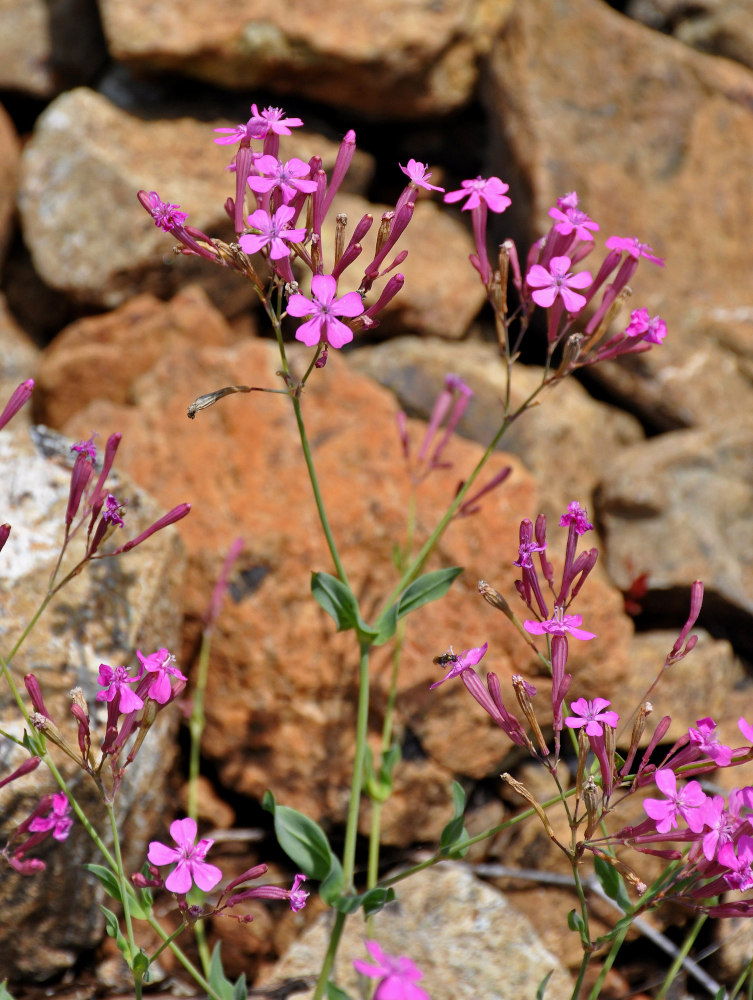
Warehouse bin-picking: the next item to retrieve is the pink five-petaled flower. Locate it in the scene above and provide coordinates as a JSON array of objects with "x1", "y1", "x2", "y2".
[
  {"x1": 643, "y1": 768, "x2": 707, "y2": 834},
  {"x1": 430, "y1": 642, "x2": 488, "y2": 690},
  {"x1": 286, "y1": 274, "x2": 364, "y2": 349},
  {"x1": 548, "y1": 204, "x2": 600, "y2": 242},
  {"x1": 239, "y1": 205, "x2": 307, "y2": 260},
  {"x1": 142, "y1": 191, "x2": 189, "y2": 232},
  {"x1": 147, "y1": 817, "x2": 222, "y2": 894},
  {"x1": 524, "y1": 609, "x2": 596, "y2": 641},
  {"x1": 246, "y1": 155, "x2": 318, "y2": 202},
  {"x1": 353, "y1": 940, "x2": 430, "y2": 1000},
  {"x1": 526, "y1": 255, "x2": 592, "y2": 312},
  {"x1": 28, "y1": 791, "x2": 73, "y2": 842},
  {"x1": 248, "y1": 103, "x2": 303, "y2": 137},
  {"x1": 604, "y1": 235, "x2": 665, "y2": 266},
  {"x1": 624, "y1": 307, "x2": 667, "y2": 345},
  {"x1": 136, "y1": 647, "x2": 187, "y2": 705},
  {"x1": 565, "y1": 697, "x2": 619, "y2": 736},
  {"x1": 444, "y1": 175, "x2": 511, "y2": 213},
  {"x1": 719, "y1": 835, "x2": 753, "y2": 892},
  {"x1": 559, "y1": 501, "x2": 593, "y2": 534},
  {"x1": 96, "y1": 663, "x2": 144, "y2": 714},
  {"x1": 688, "y1": 717, "x2": 733, "y2": 767},
  {"x1": 399, "y1": 159, "x2": 445, "y2": 193}
]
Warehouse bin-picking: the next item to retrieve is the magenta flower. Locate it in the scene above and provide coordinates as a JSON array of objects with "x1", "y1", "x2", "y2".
[
  {"x1": 0, "y1": 379, "x2": 34, "y2": 431},
  {"x1": 213, "y1": 121, "x2": 263, "y2": 145},
  {"x1": 643, "y1": 768, "x2": 707, "y2": 834},
  {"x1": 565, "y1": 697, "x2": 619, "y2": 736},
  {"x1": 524, "y1": 611, "x2": 596, "y2": 641},
  {"x1": 526, "y1": 255, "x2": 592, "y2": 312},
  {"x1": 286, "y1": 274, "x2": 364, "y2": 349},
  {"x1": 247, "y1": 155, "x2": 318, "y2": 202},
  {"x1": 548, "y1": 205, "x2": 599, "y2": 242},
  {"x1": 239, "y1": 205, "x2": 307, "y2": 260},
  {"x1": 71, "y1": 435, "x2": 97, "y2": 462},
  {"x1": 719, "y1": 835, "x2": 753, "y2": 892},
  {"x1": 688, "y1": 717, "x2": 733, "y2": 767},
  {"x1": 248, "y1": 103, "x2": 303, "y2": 137},
  {"x1": 28, "y1": 792, "x2": 72, "y2": 842},
  {"x1": 559, "y1": 501, "x2": 593, "y2": 534},
  {"x1": 605, "y1": 235, "x2": 664, "y2": 266},
  {"x1": 147, "y1": 817, "x2": 222, "y2": 894},
  {"x1": 102, "y1": 494, "x2": 126, "y2": 527},
  {"x1": 141, "y1": 191, "x2": 189, "y2": 232},
  {"x1": 136, "y1": 647, "x2": 187, "y2": 705},
  {"x1": 624, "y1": 307, "x2": 667, "y2": 345},
  {"x1": 444, "y1": 175, "x2": 511, "y2": 213},
  {"x1": 96, "y1": 663, "x2": 144, "y2": 714},
  {"x1": 430, "y1": 641, "x2": 488, "y2": 689},
  {"x1": 513, "y1": 537, "x2": 546, "y2": 569},
  {"x1": 399, "y1": 159, "x2": 445, "y2": 193},
  {"x1": 353, "y1": 940, "x2": 430, "y2": 1000},
  {"x1": 740, "y1": 717, "x2": 753, "y2": 743}
]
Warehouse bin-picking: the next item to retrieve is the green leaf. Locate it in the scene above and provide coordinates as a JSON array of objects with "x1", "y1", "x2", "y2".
[
  {"x1": 263, "y1": 792, "x2": 339, "y2": 880},
  {"x1": 319, "y1": 859, "x2": 345, "y2": 906},
  {"x1": 363, "y1": 743, "x2": 401, "y2": 803},
  {"x1": 99, "y1": 905, "x2": 131, "y2": 963},
  {"x1": 567, "y1": 909, "x2": 588, "y2": 946},
  {"x1": 208, "y1": 942, "x2": 234, "y2": 1000},
  {"x1": 326, "y1": 982, "x2": 352, "y2": 1000},
  {"x1": 593, "y1": 855, "x2": 631, "y2": 912},
  {"x1": 83, "y1": 863, "x2": 148, "y2": 919},
  {"x1": 132, "y1": 951, "x2": 150, "y2": 979},
  {"x1": 232, "y1": 973, "x2": 247, "y2": 1000},
  {"x1": 439, "y1": 781, "x2": 470, "y2": 857},
  {"x1": 360, "y1": 886, "x2": 396, "y2": 917},
  {"x1": 0, "y1": 979, "x2": 16, "y2": 1000},
  {"x1": 536, "y1": 970, "x2": 554, "y2": 999},
  {"x1": 397, "y1": 567, "x2": 463, "y2": 619},
  {"x1": 371, "y1": 603, "x2": 398, "y2": 646}
]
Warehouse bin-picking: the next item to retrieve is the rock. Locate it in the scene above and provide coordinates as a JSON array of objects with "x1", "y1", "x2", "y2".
[
  {"x1": 594, "y1": 423, "x2": 753, "y2": 654},
  {"x1": 0, "y1": 420, "x2": 186, "y2": 980},
  {"x1": 348, "y1": 336, "x2": 645, "y2": 520},
  {"x1": 0, "y1": 102, "x2": 20, "y2": 268},
  {"x1": 627, "y1": 0, "x2": 753, "y2": 73},
  {"x1": 0, "y1": 292, "x2": 39, "y2": 405},
  {"x1": 98, "y1": 0, "x2": 514, "y2": 119},
  {"x1": 35, "y1": 329, "x2": 634, "y2": 842},
  {"x1": 486, "y1": 0, "x2": 753, "y2": 431},
  {"x1": 261, "y1": 863, "x2": 574, "y2": 999},
  {"x1": 17, "y1": 88, "x2": 372, "y2": 309}
]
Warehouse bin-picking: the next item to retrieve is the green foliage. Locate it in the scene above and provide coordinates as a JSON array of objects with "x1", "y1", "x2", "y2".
[
  {"x1": 0, "y1": 980, "x2": 16, "y2": 1000},
  {"x1": 326, "y1": 982, "x2": 352, "y2": 1000},
  {"x1": 84, "y1": 863, "x2": 149, "y2": 919},
  {"x1": 396, "y1": 567, "x2": 463, "y2": 618},
  {"x1": 536, "y1": 970, "x2": 554, "y2": 999},
  {"x1": 439, "y1": 780, "x2": 471, "y2": 858},
  {"x1": 364, "y1": 742, "x2": 401, "y2": 802},
  {"x1": 593, "y1": 855, "x2": 631, "y2": 912},
  {"x1": 208, "y1": 942, "x2": 247, "y2": 1000}
]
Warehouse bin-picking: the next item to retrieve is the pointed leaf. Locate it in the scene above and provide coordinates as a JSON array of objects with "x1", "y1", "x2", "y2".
[
  {"x1": 536, "y1": 970, "x2": 554, "y2": 999},
  {"x1": 263, "y1": 791, "x2": 339, "y2": 881},
  {"x1": 593, "y1": 855, "x2": 631, "y2": 912},
  {"x1": 208, "y1": 942, "x2": 234, "y2": 1000},
  {"x1": 397, "y1": 567, "x2": 463, "y2": 619},
  {"x1": 326, "y1": 983, "x2": 352, "y2": 1000},
  {"x1": 361, "y1": 886, "x2": 396, "y2": 917},
  {"x1": 371, "y1": 603, "x2": 398, "y2": 646}
]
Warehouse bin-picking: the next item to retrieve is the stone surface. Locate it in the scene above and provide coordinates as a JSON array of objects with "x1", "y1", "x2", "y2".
[
  {"x1": 261, "y1": 863, "x2": 574, "y2": 1000},
  {"x1": 32, "y1": 326, "x2": 634, "y2": 842},
  {"x1": 0, "y1": 102, "x2": 20, "y2": 268},
  {"x1": 0, "y1": 293, "x2": 39, "y2": 405},
  {"x1": 98, "y1": 0, "x2": 513, "y2": 119},
  {"x1": 627, "y1": 0, "x2": 753, "y2": 72},
  {"x1": 349, "y1": 336, "x2": 645, "y2": 521},
  {"x1": 486, "y1": 0, "x2": 753, "y2": 432},
  {"x1": 0, "y1": 420, "x2": 187, "y2": 980}
]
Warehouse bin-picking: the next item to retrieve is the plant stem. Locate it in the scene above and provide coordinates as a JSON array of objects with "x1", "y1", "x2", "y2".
[
  {"x1": 342, "y1": 641, "x2": 371, "y2": 891},
  {"x1": 107, "y1": 802, "x2": 137, "y2": 959},
  {"x1": 312, "y1": 910, "x2": 346, "y2": 1000}
]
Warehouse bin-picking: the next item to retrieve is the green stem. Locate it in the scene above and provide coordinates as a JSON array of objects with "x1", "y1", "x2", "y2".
[
  {"x1": 653, "y1": 913, "x2": 707, "y2": 1000},
  {"x1": 586, "y1": 921, "x2": 629, "y2": 1000},
  {"x1": 145, "y1": 913, "x2": 223, "y2": 1000},
  {"x1": 187, "y1": 625, "x2": 213, "y2": 977},
  {"x1": 42, "y1": 755, "x2": 117, "y2": 869},
  {"x1": 107, "y1": 802, "x2": 137, "y2": 960},
  {"x1": 342, "y1": 642, "x2": 371, "y2": 891},
  {"x1": 312, "y1": 910, "x2": 346, "y2": 1000}
]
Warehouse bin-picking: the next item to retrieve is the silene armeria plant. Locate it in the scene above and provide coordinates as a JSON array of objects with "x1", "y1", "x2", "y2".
[{"x1": 2, "y1": 98, "x2": 749, "y2": 1000}]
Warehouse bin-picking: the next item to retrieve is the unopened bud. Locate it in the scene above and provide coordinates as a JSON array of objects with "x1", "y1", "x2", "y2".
[
  {"x1": 501, "y1": 773, "x2": 556, "y2": 841},
  {"x1": 583, "y1": 775, "x2": 600, "y2": 839},
  {"x1": 30, "y1": 713, "x2": 83, "y2": 766},
  {"x1": 511, "y1": 675, "x2": 549, "y2": 757}
]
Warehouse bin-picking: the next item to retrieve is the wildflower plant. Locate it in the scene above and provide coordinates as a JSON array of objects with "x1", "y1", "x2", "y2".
[{"x1": 2, "y1": 94, "x2": 742, "y2": 1000}]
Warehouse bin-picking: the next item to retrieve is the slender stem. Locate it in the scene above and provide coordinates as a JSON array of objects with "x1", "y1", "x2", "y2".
[
  {"x1": 107, "y1": 802, "x2": 137, "y2": 957},
  {"x1": 342, "y1": 642, "x2": 371, "y2": 890},
  {"x1": 145, "y1": 913, "x2": 223, "y2": 1000},
  {"x1": 312, "y1": 910, "x2": 346, "y2": 1000},
  {"x1": 654, "y1": 913, "x2": 707, "y2": 1000},
  {"x1": 187, "y1": 625, "x2": 213, "y2": 977},
  {"x1": 42, "y1": 755, "x2": 117, "y2": 869},
  {"x1": 586, "y1": 921, "x2": 629, "y2": 1000}
]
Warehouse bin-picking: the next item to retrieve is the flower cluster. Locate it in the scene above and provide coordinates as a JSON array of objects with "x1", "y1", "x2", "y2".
[{"x1": 0, "y1": 761, "x2": 73, "y2": 875}]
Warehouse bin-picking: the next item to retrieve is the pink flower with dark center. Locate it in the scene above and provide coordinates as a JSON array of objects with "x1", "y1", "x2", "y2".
[
  {"x1": 399, "y1": 159, "x2": 445, "y2": 192},
  {"x1": 239, "y1": 205, "x2": 307, "y2": 260},
  {"x1": 247, "y1": 155, "x2": 318, "y2": 202},
  {"x1": 565, "y1": 697, "x2": 619, "y2": 736},
  {"x1": 625, "y1": 307, "x2": 667, "y2": 344},
  {"x1": 353, "y1": 940, "x2": 430, "y2": 1000},
  {"x1": 141, "y1": 191, "x2": 189, "y2": 232},
  {"x1": 136, "y1": 647, "x2": 187, "y2": 705},
  {"x1": 548, "y1": 205, "x2": 599, "y2": 242},
  {"x1": 28, "y1": 792, "x2": 72, "y2": 842},
  {"x1": 430, "y1": 642, "x2": 488, "y2": 689},
  {"x1": 643, "y1": 768, "x2": 707, "y2": 834},
  {"x1": 524, "y1": 609, "x2": 596, "y2": 641},
  {"x1": 444, "y1": 175, "x2": 511, "y2": 213},
  {"x1": 96, "y1": 663, "x2": 144, "y2": 714},
  {"x1": 286, "y1": 274, "x2": 364, "y2": 349},
  {"x1": 605, "y1": 235, "x2": 665, "y2": 266},
  {"x1": 526, "y1": 255, "x2": 592, "y2": 312},
  {"x1": 147, "y1": 817, "x2": 222, "y2": 894}
]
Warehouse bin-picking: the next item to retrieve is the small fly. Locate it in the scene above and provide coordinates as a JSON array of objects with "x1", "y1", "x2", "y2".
[{"x1": 433, "y1": 649, "x2": 458, "y2": 667}]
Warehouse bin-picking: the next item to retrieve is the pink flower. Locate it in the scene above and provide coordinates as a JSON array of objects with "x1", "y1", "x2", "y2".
[
  {"x1": 565, "y1": 697, "x2": 619, "y2": 736},
  {"x1": 688, "y1": 717, "x2": 733, "y2": 767},
  {"x1": 136, "y1": 647, "x2": 187, "y2": 705},
  {"x1": 96, "y1": 663, "x2": 144, "y2": 714},
  {"x1": 213, "y1": 121, "x2": 262, "y2": 145},
  {"x1": 526, "y1": 255, "x2": 592, "y2": 312},
  {"x1": 719, "y1": 835, "x2": 753, "y2": 892},
  {"x1": 444, "y1": 175, "x2": 511, "y2": 213},
  {"x1": 147, "y1": 817, "x2": 222, "y2": 894},
  {"x1": 399, "y1": 159, "x2": 444, "y2": 192},
  {"x1": 247, "y1": 155, "x2": 318, "y2": 202},
  {"x1": 140, "y1": 191, "x2": 188, "y2": 232},
  {"x1": 548, "y1": 205, "x2": 599, "y2": 242},
  {"x1": 559, "y1": 501, "x2": 593, "y2": 534},
  {"x1": 0, "y1": 379, "x2": 34, "y2": 431},
  {"x1": 430, "y1": 642, "x2": 488, "y2": 689},
  {"x1": 605, "y1": 235, "x2": 665, "y2": 266},
  {"x1": 28, "y1": 792, "x2": 72, "y2": 842},
  {"x1": 286, "y1": 274, "x2": 364, "y2": 349},
  {"x1": 239, "y1": 205, "x2": 307, "y2": 260},
  {"x1": 643, "y1": 768, "x2": 707, "y2": 834},
  {"x1": 102, "y1": 494, "x2": 126, "y2": 527},
  {"x1": 625, "y1": 307, "x2": 667, "y2": 345},
  {"x1": 524, "y1": 611, "x2": 596, "y2": 641},
  {"x1": 248, "y1": 103, "x2": 303, "y2": 137},
  {"x1": 353, "y1": 940, "x2": 430, "y2": 1000}
]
